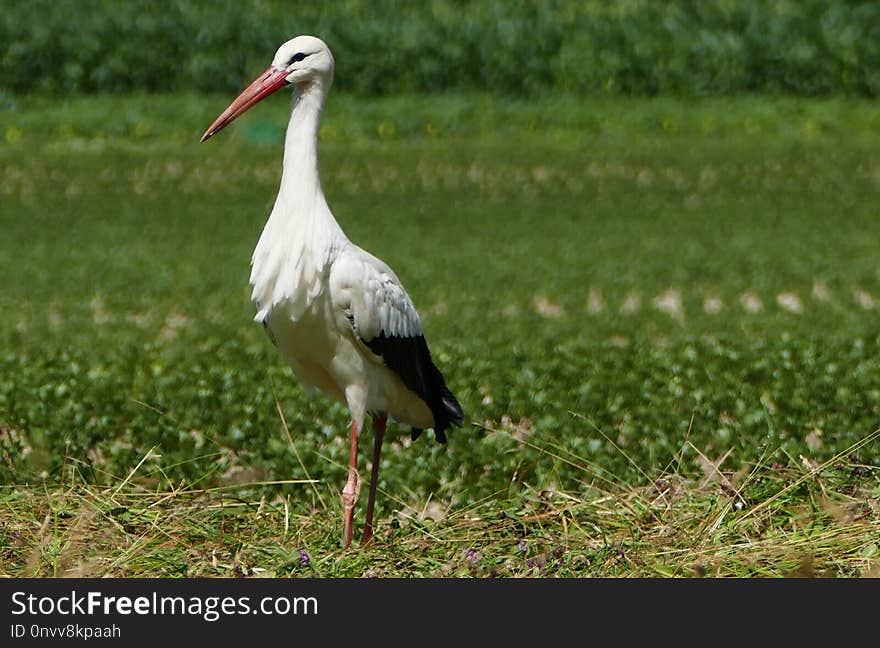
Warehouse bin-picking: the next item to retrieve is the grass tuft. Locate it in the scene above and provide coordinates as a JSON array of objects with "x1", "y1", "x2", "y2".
[{"x1": 2, "y1": 427, "x2": 876, "y2": 578}]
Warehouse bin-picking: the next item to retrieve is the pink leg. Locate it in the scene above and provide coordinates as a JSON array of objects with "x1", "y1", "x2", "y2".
[
  {"x1": 362, "y1": 413, "x2": 387, "y2": 545},
  {"x1": 341, "y1": 419, "x2": 360, "y2": 549}
]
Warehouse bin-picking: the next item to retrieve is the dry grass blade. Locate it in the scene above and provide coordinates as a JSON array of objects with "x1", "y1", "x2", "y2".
[
  {"x1": 271, "y1": 382, "x2": 326, "y2": 510},
  {"x1": 735, "y1": 426, "x2": 880, "y2": 526},
  {"x1": 111, "y1": 446, "x2": 159, "y2": 499}
]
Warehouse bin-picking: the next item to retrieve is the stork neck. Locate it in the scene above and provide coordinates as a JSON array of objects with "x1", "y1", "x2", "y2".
[
  {"x1": 249, "y1": 78, "x2": 343, "y2": 317},
  {"x1": 278, "y1": 81, "x2": 327, "y2": 206}
]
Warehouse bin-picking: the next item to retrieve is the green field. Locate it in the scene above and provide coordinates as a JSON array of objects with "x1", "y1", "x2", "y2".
[{"x1": 1, "y1": 95, "x2": 879, "y2": 577}]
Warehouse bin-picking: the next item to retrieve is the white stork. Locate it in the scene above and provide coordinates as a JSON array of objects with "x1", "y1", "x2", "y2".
[{"x1": 200, "y1": 35, "x2": 463, "y2": 548}]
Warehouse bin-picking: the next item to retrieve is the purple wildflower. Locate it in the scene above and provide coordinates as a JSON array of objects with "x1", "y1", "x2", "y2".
[
  {"x1": 299, "y1": 550, "x2": 310, "y2": 568},
  {"x1": 465, "y1": 548, "x2": 478, "y2": 564},
  {"x1": 518, "y1": 540, "x2": 527, "y2": 553}
]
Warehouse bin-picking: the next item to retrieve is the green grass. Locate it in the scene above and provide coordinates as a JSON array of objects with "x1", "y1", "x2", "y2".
[{"x1": 1, "y1": 94, "x2": 879, "y2": 576}]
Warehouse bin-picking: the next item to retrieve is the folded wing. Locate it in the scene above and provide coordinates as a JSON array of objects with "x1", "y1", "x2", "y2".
[{"x1": 330, "y1": 247, "x2": 464, "y2": 441}]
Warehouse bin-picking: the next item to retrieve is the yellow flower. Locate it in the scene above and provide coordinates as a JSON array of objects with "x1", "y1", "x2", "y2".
[
  {"x1": 5, "y1": 127, "x2": 22, "y2": 144},
  {"x1": 134, "y1": 120, "x2": 151, "y2": 138},
  {"x1": 376, "y1": 120, "x2": 396, "y2": 139}
]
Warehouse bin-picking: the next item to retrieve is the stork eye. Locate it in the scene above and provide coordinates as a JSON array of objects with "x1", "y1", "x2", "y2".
[{"x1": 290, "y1": 52, "x2": 307, "y2": 64}]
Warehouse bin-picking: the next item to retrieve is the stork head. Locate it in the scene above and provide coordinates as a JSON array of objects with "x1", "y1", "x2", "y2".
[
  {"x1": 200, "y1": 35, "x2": 334, "y2": 143},
  {"x1": 273, "y1": 35, "x2": 334, "y2": 86}
]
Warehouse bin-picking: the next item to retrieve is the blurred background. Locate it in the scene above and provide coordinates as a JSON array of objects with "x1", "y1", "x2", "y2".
[
  {"x1": 1, "y1": 1, "x2": 879, "y2": 576},
  {"x1": 3, "y1": 0, "x2": 879, "y2": 97}
]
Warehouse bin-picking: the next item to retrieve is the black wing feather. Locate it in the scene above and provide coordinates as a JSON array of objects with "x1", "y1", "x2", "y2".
[{"x1": 362, "y1": 332, "x2": 463, "y2": 443}]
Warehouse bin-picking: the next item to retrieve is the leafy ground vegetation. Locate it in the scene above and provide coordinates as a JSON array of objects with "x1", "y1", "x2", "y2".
[{"x1": 1, "y1": 94, "x2": 879, "y2": 576}]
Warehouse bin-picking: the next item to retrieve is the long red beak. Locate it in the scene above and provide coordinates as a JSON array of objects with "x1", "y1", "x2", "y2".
[{"x1": 200, "y1": 66, "x2": 291, "y2": 142}]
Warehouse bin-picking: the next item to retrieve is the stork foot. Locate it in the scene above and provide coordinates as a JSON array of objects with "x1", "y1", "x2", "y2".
[{"x1": 341, "y1": 466, "x2": 360, "y2": 548}]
